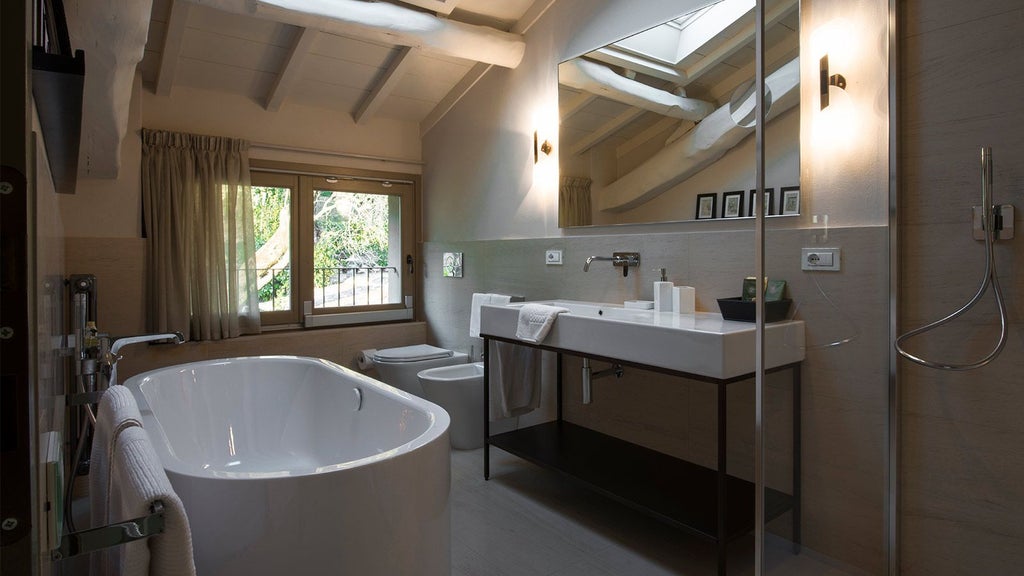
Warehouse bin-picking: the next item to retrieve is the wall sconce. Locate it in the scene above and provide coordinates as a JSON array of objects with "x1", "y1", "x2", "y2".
[
  {"x1": 819, "y1": 54, "x2": 847, "y2": 110},
  {"x1": 534, "y1": 130, "x2": 553, "y2": 163}
]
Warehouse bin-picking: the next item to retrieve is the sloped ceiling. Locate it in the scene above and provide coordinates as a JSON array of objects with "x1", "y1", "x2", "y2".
[
  {"x1": 67, "y1": 0, "x2": 542, "y2": 178},
  {"x1": 66, "y1": 0, "x2": 794, "y2": 184}
]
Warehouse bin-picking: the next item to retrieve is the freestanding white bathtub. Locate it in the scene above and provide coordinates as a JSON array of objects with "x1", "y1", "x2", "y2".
[{"x1": 124, "y1": 356, "x2": 451, "y2": 576}]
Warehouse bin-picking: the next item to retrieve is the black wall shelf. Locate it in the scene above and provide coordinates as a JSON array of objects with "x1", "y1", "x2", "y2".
[
  {"x1": 482, "y1": 335, "x2": 802, "y2": 576},
  {"x1": 31, "y1": 46, "x2": 84, "y2": 195},
  {"x1": 489, "y1": 420, "x2": 793, "y2": 543}
]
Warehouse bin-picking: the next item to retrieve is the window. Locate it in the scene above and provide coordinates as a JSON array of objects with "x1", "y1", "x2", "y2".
[{"x1": 250, "y1": 161, "x2": 417, "y2": 327}]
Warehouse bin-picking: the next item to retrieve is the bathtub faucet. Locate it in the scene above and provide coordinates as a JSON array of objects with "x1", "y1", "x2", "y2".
[{"x1": 100, "y1": 331, "x2": 185, "y2": 386}]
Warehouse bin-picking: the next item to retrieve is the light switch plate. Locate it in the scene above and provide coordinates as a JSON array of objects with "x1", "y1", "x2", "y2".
[
  {"x1": 545, "y1": 249, "x2": 563, "y2": 265},
  {"x1": 801, "y1": 247, "x2": 841, "y2": 271}
]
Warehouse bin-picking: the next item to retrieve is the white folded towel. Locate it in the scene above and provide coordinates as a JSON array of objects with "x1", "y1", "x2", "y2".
[
  {"x1": 90, "y1": 386, "x2": 144, "y2": 532},
  {"x1": 489, "y1": 341, "x2": 542, "y2": 420},
  {"x1": 469, "y1": 293, "x2": 512, "y2": 338},
  {"x1": 373, "y1": 344, "x2": 453, "y2": 362},
  {"x1": 111, "y1": 425, "x2": 196, "y2": 576},
  {"x1": 515, "y1": 303, "x2": 569, "y2": 343}
]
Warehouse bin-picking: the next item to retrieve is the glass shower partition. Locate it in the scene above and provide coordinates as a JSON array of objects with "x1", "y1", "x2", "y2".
[{"x1": 758, "y1": 0, "x2": 893, "y2": 574}]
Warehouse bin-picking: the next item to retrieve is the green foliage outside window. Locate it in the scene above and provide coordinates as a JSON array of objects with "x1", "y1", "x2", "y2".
[
  {"x1": 251, "y1": 184, "x2": 394, "y2": 310},
  {"x1": 251, "y1": 186, "x2": 291, "y2": 309},
  {"x1": 312, "y1": 190, "x2": 389, "y2": 288}
]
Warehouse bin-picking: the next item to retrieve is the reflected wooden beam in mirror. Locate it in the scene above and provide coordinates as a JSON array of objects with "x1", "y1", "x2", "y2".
[
  {"x1": 586, "y1": 45, "x2": 687, "y2": 85},
  {"x1": 569, "y1": 108, "x2": 645, "y2": 157},
  {"x1": 557, "y1": 0, "x2": 800, "y2": 227},
  {"x1": 560, "y1": 59, "x2": 715, "y2": 121},
  {"x1": 617, "y1": 116, "x2": 685, "y2": 158},
  {"x1": 597, "y1": 58, "x2": 798, "y2": 213},
  {"x1": 560, "y1": 91, "x2": 599, "y2": 123},
  {"x1": 682, "y1": 0, "x2": 797, "y2": 84}
]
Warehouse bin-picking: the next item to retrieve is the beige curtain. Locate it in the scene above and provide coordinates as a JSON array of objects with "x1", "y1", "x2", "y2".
[
  {"x1": 558, "y1": 176, "x2": 592, "y2": 227},
  {"x1": 141, "y1": 129, "x2": 261, "y2": 341}
]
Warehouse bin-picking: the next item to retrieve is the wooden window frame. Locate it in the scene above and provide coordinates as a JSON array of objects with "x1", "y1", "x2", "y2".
[{"x1": 251, "y1": 159, "x2": 418, "y2": 328}]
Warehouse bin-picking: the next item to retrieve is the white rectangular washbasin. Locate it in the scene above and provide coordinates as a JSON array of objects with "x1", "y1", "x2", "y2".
[{"x1": 479, "y1": 300, "x2": 805, "y2": 380}]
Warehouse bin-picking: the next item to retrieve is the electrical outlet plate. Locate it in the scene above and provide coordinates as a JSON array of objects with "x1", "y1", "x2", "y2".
[
  {"x1": 545, "y1": 249, "x2": 563, "y2": 265},
  {"x1": 801, "y1": 247, "x2": 841, "y2": 271}
]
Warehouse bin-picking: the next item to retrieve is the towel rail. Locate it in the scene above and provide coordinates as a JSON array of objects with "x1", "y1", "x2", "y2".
[{"x1": 51, "y1": 500, "x2": 166, "y2": 560}]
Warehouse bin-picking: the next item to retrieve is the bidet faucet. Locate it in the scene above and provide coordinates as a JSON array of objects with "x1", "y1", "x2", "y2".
[{"x1": 583, "y1": 252, "x2": 641, "y2": 277}]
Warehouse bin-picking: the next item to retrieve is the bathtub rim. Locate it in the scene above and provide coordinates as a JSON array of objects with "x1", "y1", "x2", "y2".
[{"x1": 122, "y1": 354, "x2": 451, "y2": 481}]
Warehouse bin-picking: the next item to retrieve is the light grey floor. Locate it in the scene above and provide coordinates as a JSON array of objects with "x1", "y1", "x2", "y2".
[{"x1": 451, "y1": 447, "x2": 868, "y2": 576}]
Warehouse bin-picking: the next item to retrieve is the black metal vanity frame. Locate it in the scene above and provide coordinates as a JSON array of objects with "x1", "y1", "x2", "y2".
[{"x1": 481, "y1": 334, "x2": 801, "y2": 576}]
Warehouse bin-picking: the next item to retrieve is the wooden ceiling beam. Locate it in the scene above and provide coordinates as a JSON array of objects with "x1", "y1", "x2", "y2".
[
  {"x1": 264, "y1": 26, "x2": 317, "y2": 112},
  {"x1": 419, "y1": 0, "x2": 556, "y2": 136},
  {"x1": 155, "y1": 0, "x2": 190, "y2": 97},
  {"x1": 184, "y1": 0, "x2": 524, "y2": 68},
  {"x1": 354, "y1": 46, "x2": 417, "y2": 124}
]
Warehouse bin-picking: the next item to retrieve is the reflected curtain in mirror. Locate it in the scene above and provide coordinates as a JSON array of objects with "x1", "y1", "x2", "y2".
[
  {"x1": 559, "y1": 176, "x2": 593, "y2": 227},
  {"x1": 141, "y1": 129, "x2": 262, "y2": 341}
]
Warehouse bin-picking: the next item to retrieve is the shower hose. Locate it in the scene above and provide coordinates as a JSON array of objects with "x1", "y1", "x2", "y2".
[{"x1": 894, "y1": 147, "x2": 1009, "y2": 371}]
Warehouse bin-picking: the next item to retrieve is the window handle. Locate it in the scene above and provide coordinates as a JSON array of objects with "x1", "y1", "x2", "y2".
[{"x1": 406, "y1": 254, "x2": 414, "y2": 274}]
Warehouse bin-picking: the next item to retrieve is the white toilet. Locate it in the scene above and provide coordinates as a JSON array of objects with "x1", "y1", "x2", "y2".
[
  {"x1": 418, "y1": 362, "x2": 485, "y2": 450},
  {"x1": 371, "y1": 344, "x2": 468, "y2": 397}
]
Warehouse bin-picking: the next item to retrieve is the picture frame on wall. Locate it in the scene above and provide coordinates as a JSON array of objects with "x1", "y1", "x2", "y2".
[
  {"x1": 722, "y1": 191, "x2": 744, "y2": 218},
  {"x1": 442, "y1": 252, "x2": 463, "y2": 278},
  {"x1": 696, "y1": 193, "x2": 717, "y2": 220},
  {"x1": 748, "y1": 188, "x2": 775, "y2": 217},
  {"x1": 781, "y1": 186, "x2": 801, "y2": 215}
]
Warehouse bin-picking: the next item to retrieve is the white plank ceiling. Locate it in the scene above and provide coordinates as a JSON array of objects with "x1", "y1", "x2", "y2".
[{"x1": 139, "y1": 0, "x2": 538, "y2": 131}]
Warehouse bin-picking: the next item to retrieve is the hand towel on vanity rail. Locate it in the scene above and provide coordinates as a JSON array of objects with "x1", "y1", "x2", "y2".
[
  {"x1": 470, "y1": 293, "x2": 513, "y2": 338},
  {"x1": 489, "y1": 341, "x2": 543, "y2": 420},
  {"x1": 514, "y1": 303, "x2": 569, "y2": 344}
]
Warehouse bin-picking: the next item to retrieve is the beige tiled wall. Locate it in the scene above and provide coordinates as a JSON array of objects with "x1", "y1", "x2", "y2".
[
  {"x1": 900, "y1": 1, "x2": 1024, "y2": 574},
  {"x1": 113, "y1": 321, "x2": 428, "y2": 383},
  {"x1": 425, "y1": 224, "x2": 890, "y2": 574}
]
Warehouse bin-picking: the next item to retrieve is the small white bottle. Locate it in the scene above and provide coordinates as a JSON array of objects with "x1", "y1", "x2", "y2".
[
  {"x1": 653, "y1": 268, "x2": 674, "y2": 312},
  {"x1": 672, "y1": 286, "x2": 695, "y2": 314}
]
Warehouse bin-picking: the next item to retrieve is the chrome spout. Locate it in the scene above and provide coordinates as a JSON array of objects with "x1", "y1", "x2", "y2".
[
  {"x1": 103, "y1": 331, "x2": 185, "y2": 387},
  {"x1": 109, "y1": 331, "x2": 185, "y2": 356},
  {"x1": 583, "y1": 255, "x2": 614, "y2": 272},
  {"x1": 583, "y1": 252, "x2": 641, "y2": 276}
]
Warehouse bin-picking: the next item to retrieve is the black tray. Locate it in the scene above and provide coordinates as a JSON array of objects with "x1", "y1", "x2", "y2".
[{"x1": 717, "y1": 297, "x2": 792, "y2": 323}]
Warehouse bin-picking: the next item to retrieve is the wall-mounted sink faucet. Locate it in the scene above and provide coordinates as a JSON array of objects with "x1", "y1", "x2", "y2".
[{"x1": 583, "y1": 252, "x2": 641, "y2": 277}]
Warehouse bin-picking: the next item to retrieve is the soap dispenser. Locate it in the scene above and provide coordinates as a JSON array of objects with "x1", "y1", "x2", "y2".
[{"x1": 653, "y1": 268, "x2": 674, "y2": 312}]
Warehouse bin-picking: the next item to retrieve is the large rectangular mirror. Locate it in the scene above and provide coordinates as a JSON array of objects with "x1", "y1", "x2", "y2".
[{"x1": 558, "y1": 0, "x2": 800, "y2": 227}]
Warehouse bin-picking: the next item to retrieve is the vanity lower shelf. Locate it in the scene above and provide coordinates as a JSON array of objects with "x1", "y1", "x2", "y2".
[{"x1": 487, "y1": 420, "x2": 793, "y2": 543}]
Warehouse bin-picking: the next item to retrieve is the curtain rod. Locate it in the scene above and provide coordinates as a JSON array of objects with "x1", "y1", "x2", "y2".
[
  {"x1": 254, "y1": 166, "x2": 415, "y2": 186},
  {"x1": 250, "y1": 141, "x2": 423, "y2": 166}
]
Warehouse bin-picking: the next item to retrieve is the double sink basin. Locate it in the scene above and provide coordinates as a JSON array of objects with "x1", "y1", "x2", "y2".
[{"x1": 479, "y1": 300, "x2": 805, "y2": 380}]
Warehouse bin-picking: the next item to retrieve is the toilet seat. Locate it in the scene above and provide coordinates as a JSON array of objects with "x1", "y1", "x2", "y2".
[{"x1": 373, "y1": 344, "x2": 454, "y2": 363}]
